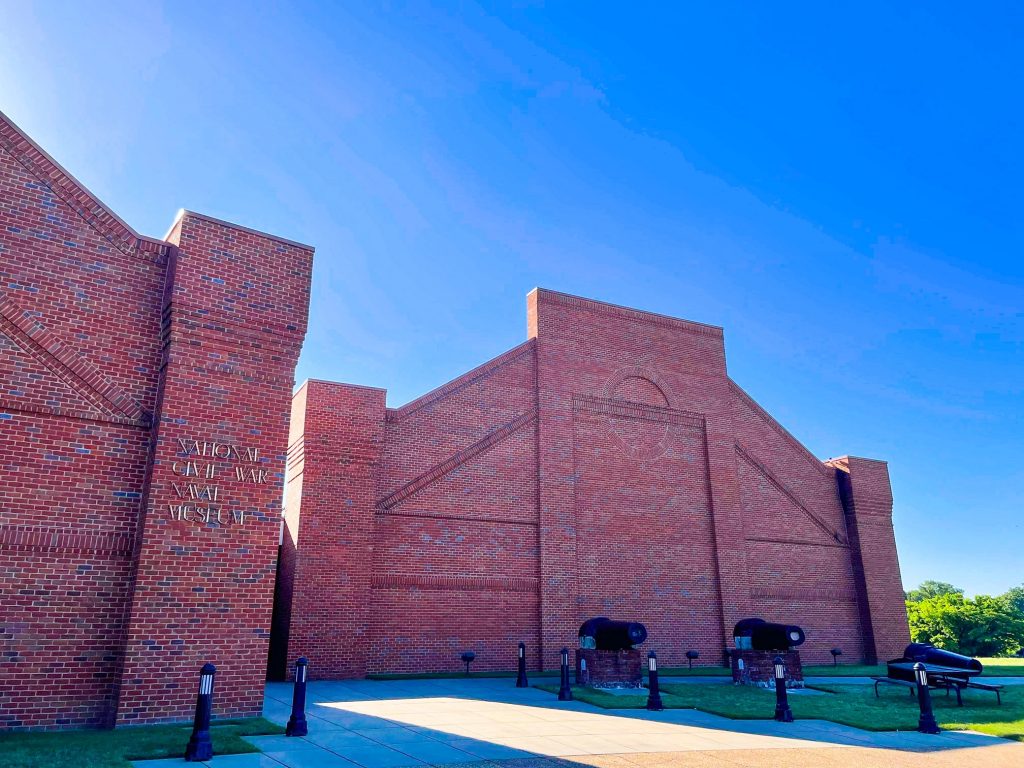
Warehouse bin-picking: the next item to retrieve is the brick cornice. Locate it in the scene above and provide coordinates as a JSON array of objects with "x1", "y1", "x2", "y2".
[
  {"x1": 371, "y1": 573, "x2": 537, "y2": 592},
  {"x1": 572, "y1": 393, "x2": 705, "y2": 429},
  {"x1": 751, "y1": 586, "x2": 858, "y2": 602},
  {"x1": 165, "y1": 304, "x2": 307, "y2": 351},
  {"x1": 170, "y1": 361, "x2": 297, "y2": 389},
  {"x1": 0, "y1": 525, "x2": 134, "y2": 557},
  {"x1": 376, "y1": 509, "x2": 537, "y2": 526},
  {"x1": 746, "y1": 535, "x2": 849, "y2": 550},
  {"x1": 534, "y1": 288, "x2": 724, "y2": 338},
  {"x1": 0, "y1": 399, "x2": 148, "y2": 428}
]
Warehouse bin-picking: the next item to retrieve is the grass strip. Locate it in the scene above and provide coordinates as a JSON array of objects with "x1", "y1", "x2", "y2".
[
  {"x1": 0, "y1": 717, "x2": 283, "y2": 768},
  {"x1": 535, "y1": 682, "x2": 1023, "y2": 742}
]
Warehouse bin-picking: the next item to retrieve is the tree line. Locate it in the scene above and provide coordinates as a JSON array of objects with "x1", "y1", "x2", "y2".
[{"x1": 905, "y1": 580, "x2": 1024, "y2": 657}]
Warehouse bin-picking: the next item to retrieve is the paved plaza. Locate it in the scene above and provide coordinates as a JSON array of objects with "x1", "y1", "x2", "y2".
[{"x1": 134, "y1": 678, "x2": 1024, "y2": 768}]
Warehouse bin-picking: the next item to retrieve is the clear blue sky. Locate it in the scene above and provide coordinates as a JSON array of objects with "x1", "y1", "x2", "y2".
[{"x1": 2, "y1": 2, "x2": 1020, "y2": 597}]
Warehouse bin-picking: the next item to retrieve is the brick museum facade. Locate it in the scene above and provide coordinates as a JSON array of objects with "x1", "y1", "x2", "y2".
[{"x1": 0, "y1": 111, "x2": 909, "y2": 730}]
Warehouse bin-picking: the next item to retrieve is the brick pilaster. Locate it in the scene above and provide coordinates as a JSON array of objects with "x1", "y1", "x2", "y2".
[
  {"x1": 114, "y1": 212, "x2": 312, "y2": 724},
  {"x1": 282, "y1": 380, "x2": 386, "y2": 678},
  {"x1": 829, "y1": 456, "x2": 910, "y2": 663}
]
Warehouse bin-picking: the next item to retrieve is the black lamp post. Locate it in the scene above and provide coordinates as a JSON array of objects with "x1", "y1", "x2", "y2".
[
  {"x1": 460, "y1": 651, "x2": 476, "y2": 675},
  {"x1": 773, "y1": 655, "x2": 794, "y2": 722},
  {"x1": 646, "y1": 651, "x2": 664, "y2": 711},
  {"x1": 830, "y1": 648, "x2": 843, "y2": 667},
  {"x1": 516, "y1": 642, "x2": 529, "y2": 688},
  {"x1": 558, "y1": 647, "x2": 573, "y2": 701},
  {"x1": 184, "y1": 663, "x2": 216, "y2": 762},
  {"x1": 686, "y1": 650, "x2": 700, "y2": 670},
  {"x1": 286, "y1": 657, "x2": 309, "y2": 737},
  {"x1": 915, "y1": 662, "x2": 940, "y2": 734}
]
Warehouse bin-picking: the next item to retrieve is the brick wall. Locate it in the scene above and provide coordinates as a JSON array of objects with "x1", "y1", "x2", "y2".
[
  {"x1": 281, "y1": 288, "x2": 909, "y2": 675},
  {"x1": 283, "y1": 381, "x2": 385, "y2": 679},
  {"x1": 114, "y1": 213, "x2": 311, "y2": 724},
  {"x1": 732, "y1": 384, "x2": 867, "y2": 663},
  {"x1": 0, "y1": 112, "x2": 167, "y2": 729},
  {"x1": 0, "y1": 111, "x2": 312, "y2": 728},
  {"x1": 0, "y1": 106, "x2": 909, "y2": 726},
  {"x1": 830, "y1": 456, "x2": 910, "y2": 662}
]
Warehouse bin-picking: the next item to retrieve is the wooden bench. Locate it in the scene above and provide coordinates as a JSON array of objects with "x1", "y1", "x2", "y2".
[
  {"x1": 936, "y1": 676, "x2": 1004, "y2": 705},
  {"x1": 874, "y1": 675, "x2": 1003, "y2": 706},
  {"x1": 873, "y1": 675, "x2": 963, "y2": 705}
]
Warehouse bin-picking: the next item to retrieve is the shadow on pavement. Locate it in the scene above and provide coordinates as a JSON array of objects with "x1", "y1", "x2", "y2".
[{"x1": 241, "y1": 677, "x2": 1012, "y2": 768}]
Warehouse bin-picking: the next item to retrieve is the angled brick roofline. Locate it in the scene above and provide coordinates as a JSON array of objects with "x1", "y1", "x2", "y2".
[
  {"x1": 735, "y1": 442, "x2": 846, "y2": 544},
  {"x1": 386, "y1": 338, "x2": 537, "y2": 422},
  {"x1": 0, "y1": 109, "x2": 167, "y2": 261},
  {"x1": 0, "y1": 109, "x2": 313, "y2": 259},
  {"x1": 729, "y1": 377, "x2": 834, "y2": 479},
  {"x1": 530, "y1": 287, "x2": 725, "y2": 338}
]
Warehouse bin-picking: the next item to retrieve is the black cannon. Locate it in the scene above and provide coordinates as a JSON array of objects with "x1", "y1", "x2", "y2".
[
  {"x1": 733, "y1": 618, "x2": 805, "y2": 651},
  {"x1": 881, "y1": 643, "x2": 1004, "y2": 704},
  {"x1": 578, "y1": 617, "x2": 648, "y2": 651},
  {"x1": 887, "y1": 643, "x2": 983, "y2": 683},
  {"x1": 903, "y1": 643, "x2": 983, "y2": 673}
]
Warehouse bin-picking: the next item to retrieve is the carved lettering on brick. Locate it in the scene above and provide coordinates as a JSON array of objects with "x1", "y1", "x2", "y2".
[{"x1": 167, "y1": 436, "x2": 268, "y2": 526}]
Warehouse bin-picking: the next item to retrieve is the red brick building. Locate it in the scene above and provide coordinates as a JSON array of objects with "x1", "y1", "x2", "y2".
[
  {"x1": 0, "y1": 111, "x2": 313, "y2": 729},
  {"x1": 279, "y1": 289, "x2": 909, "y2": 679},
  {"x1": 1, "y1": 111, "x2": 909, "y2": 731}
]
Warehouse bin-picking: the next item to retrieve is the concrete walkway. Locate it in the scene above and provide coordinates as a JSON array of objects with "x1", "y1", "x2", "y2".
[{"x1": 134, "y1": 678, "x2": 1023, "y2": 768}]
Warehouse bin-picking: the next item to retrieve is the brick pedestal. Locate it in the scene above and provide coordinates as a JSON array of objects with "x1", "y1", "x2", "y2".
[
  {"x1": 575, "y1": 649, "x2": 643, "y2": 688},
  {"x1": 730, "y1": 650, "x2": 804, "y2": 689}
]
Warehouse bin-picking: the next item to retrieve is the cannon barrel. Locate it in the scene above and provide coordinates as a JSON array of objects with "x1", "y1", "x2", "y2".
[
  {"x1": 903, "y1": 643, "x2": 983, "y2": 674},
  {"x1": 578, "y1": 617, "x2": 648, "y2": 651},
  {"x1": 733, "y1": 618, "x2": 805, "y2": 651}
]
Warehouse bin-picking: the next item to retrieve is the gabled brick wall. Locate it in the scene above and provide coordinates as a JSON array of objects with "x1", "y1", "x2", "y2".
[
  {"x1": 281, "y1": 289, "x2": 910, "y2": 676},
  {"x1": 0, "y1": 107, "x2": 909, "y2": 728},
  {"x1": 0, "y1": 111, "x2": 312, "y2": 729}
]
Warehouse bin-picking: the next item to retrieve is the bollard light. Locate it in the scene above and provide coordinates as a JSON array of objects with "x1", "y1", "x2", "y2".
[
  {"x1": 830, "y1": 648, "x2": 843, "y2": 667},
  {"x1": 184, "y1": 663, "x2": 216, "y2": 762},
  {"x1": 772, "y1": 655, "x2": 794, "y2": 723},
  {"x1": 286, "y1": 657, "x2": 309, "y2": 737},
  {"x1": 646, "y1": 650, "x2": 664, "y2": 710},
  {"x1": 686, "y1": 650, "x2": 700, "y2": 670},
  {"x1": 558, "y1": 647, "x2": 573, "y2": 701},
  {"x1": 516, "y1": 642, "x2": 529, "y2": 688},
  {"x1": 460, "y1": 651, "x2": 476, "y2": 675},
  {"x1": 914, "y1": 662, "x2": 940, "y2": 734}
]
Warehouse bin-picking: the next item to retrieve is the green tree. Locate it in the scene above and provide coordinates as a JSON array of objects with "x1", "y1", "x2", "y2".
[
  {"x1": 1001, "y1": 584, "x2": 1024, "y2": 616},
  {"x1": 905, "y1": 580, "x2": 964, "y2": 603},
  {"x1": 907, "y1": 592, "x2": 1024, "y2": 657}
]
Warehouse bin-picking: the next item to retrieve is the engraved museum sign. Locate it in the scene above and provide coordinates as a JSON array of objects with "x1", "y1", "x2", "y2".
[{"x1": 167, "y1": 438, "x2": 269, "y2": 526}]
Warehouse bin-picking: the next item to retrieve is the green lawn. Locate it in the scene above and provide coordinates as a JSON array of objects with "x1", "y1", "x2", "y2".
[
  {"x1": 369, "y1": 657, "x2": 1024, "y2": 681},
  {"x1": 802, "y1": 658, "x2": 1024, "y2": 678},
  {"x1": 0, "y1": 717, "x2": 283, "y2": 768},
  {"x1": 663, "y1": 657, "x2": 1024, "y2": 678},
  {"x1": 536, "y1": 682, "x2": 1023, "y2": 742}
]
